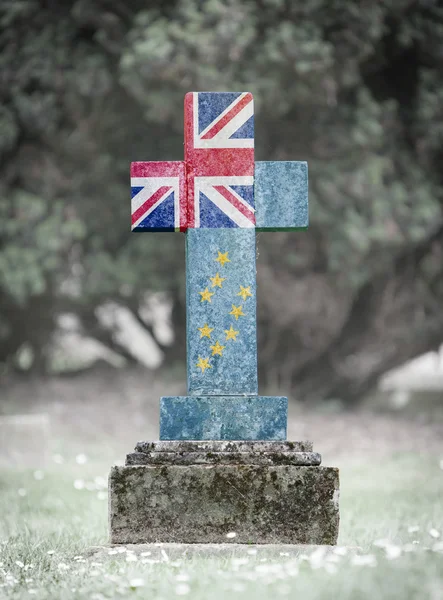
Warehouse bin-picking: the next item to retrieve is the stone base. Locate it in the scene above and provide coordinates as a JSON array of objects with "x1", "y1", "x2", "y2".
[{"x1": 109, "y1": 441, "x2": 339, "y2": 545}]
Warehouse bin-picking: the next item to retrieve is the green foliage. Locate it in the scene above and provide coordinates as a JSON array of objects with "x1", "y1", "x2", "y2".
[
  {"x1": 0, "y1": 0, "x2": 443, "y2": 372},
  {"x1": 0, "y1": 192, "x2": 85, "y2": 304}
]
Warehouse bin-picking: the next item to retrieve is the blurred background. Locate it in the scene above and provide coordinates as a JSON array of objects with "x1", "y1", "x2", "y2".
[{"x1": 1, "y1": 0, "x2": 443, "y2": 461}]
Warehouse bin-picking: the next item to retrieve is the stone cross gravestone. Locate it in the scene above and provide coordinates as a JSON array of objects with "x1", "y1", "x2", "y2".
[{"x1": 109, "y1": 92, "x2": 339, "y2": 544}]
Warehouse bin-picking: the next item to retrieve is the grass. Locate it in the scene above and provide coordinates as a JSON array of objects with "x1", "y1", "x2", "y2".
[
  {"x1": 0, "y1": 451, "x2": 442, "y2": 599},
  {"x1": 0, "y1": 371, "x2": 443, "y2": 599}
]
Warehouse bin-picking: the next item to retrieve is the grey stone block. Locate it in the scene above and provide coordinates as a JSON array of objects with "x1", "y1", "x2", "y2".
[
  {"x1": 109, "y1": 464, "x2": 339, "y2": 545},
  {"x1": 135, "y1": 440, "x2": 313, "y2": 453},
  {"x1": 126, "y1": 450, "x2": 322, "y2": 466}
]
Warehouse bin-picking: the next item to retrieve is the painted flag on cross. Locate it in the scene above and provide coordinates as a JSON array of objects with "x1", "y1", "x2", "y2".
[
  {"x1": 130, "y1": 162, "x2": 186, "y2": 232},
  {"x1": 185, "y1": 92, "x2": 256, "y2": 229}
]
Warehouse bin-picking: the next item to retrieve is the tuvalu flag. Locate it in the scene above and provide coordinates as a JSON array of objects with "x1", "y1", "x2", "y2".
[{"x1": 186, "y1": 228, "x2": 257, "y2": 396}]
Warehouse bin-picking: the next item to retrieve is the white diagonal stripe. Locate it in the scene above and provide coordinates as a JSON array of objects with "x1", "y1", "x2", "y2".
[
  {"x1": 131, "y1": 180, "x2": 179, "y2": 230},
  {"x1": 198, "y1": 93, "x2": 248, "y2": 138},
  {"x1": 199, "y1": 182, "x2": 254, "y2": 228},
  {"x1": 131, "y1": 177, "x2": 178, "y2": 213},
  {"x1": 210, "y1": 101, "x2": 254, "y2": 142},
  {"x1": 225, "y1": 185, "x2": 255, "y2": 214}
]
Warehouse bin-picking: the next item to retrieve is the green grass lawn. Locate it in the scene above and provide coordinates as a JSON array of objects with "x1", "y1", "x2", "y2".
[{"x1": 1, "y1": 451, "x2": 442, "y2": 599}]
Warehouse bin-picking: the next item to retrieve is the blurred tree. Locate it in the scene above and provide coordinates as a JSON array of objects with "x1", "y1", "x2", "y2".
[{"x1": 1, "y1": 0, "x2": 443, "y2": 402}]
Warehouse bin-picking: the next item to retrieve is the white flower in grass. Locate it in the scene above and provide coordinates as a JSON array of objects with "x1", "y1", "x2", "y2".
[
  {"x1": 408, "y1": 525, "x2": 420, "y2": 533},
  {"x1": 231, "y1": 558, "x2": 248, "y2": 567},
  {"x1": 47, "y1": 550, "x2": 55, "y2": 555},
  {"x1": 325, "y1": 562, "x2": 337, "y2": 574},
  {"x1": 309, "y1": 547, "x2": 327, "y2": 568},
  {"x1": 94, "y1": 476, "x2": 107, "y2": 489},
  {"x1": 17, "y1": 489, "x2": 27, "y2": 497},
  {"x1": 175, "y1": 583, "x2": 190, "y2": 595},
  {"x1": 373, "y1": 539, "x2": 391, "y2": 548},
  {"x1": 76, "y1": 454, "x2": 88, "y2": 465},
  {"x1": 226, "y1": 532, "x2": 236, "y2": 539},
  {"x1": 15, "y1": 561, "x2": 25, "y2": 568},
  {"x1": 385, "y1": 546, "x2": 402, "y2": 560},
  {"x1": 161, "y1": 549, "x2": 170, "y2": 562},
  {"x1": 126, "y1": 554, "x2": 137, "y2": 562},
  {"x1": 326, "y1": 554, "x2": 340, "y2": 564},
  {"x1": 351, "y1": 554, "x2": 377, "y2": 567},
  {"x1": 33, "y1": 470, "x2": 44, "y2": 481},
  {"x1": 129, "y1": 578, "x2": 145, "y2": 589},
  {"x1": 73, "y1": 556, "x2": 83, "y2": 561},
  {"x1": 73, "y1": 480, "x2": 84, "y2": 490},
  {"x1": 429, "y1": 529, "x2": 441, "y2": 539}
]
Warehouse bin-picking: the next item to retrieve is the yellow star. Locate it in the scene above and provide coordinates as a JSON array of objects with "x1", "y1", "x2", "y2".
[
  {"x1": 196, "y1": 356, "x2": 212, "y2": 373},
  {"x1": 237, "y1": 285, "x2": 253, "y2": 301},
  {"x1": 210, "y1": 272, "x2": 226, "y2": 288},
  {"x1": 215, "y1": 251, "x2": 231, "y2": 267},
  {"x1": 199, "y1": 287, "x2": 214, "y2": 303},
  {"x1": 229, "y1": 304, "x2": 245, "y2": 320},
  {"x1": 198, "y1": 323, "x2": 213, "y2": 339},
  {"x1": 225, "y1": 325, "x2": 239, "y2": 341},
  {"x1": 210, "y1": 340, "x2": 225, "y2": 356}
]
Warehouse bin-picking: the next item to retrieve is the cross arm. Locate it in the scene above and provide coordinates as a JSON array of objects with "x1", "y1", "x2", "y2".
[
  {"x1": 131, "y1": 161, "x2": 187, "y2": 232},
  {"x1": 254, "y1": 161, "x2": 308, "y2": 231}
]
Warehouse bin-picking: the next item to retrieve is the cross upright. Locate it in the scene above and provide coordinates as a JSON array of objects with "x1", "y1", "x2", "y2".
[{"x1": 131, "y1": 91, "x2": 308, "y2": 441}]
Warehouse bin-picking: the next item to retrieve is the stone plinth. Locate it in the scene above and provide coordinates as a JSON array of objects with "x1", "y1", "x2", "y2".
[
  {"x1": 160, "y1": 396, "x2": 287, "y2": 440},
  {"x1": 109, "y1": 441, "x2": 339, "y2": 545}
]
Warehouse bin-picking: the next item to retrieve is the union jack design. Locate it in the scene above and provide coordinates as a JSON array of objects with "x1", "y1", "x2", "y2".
[
  {"x1": 185, "y1": 92, "x2": 255, "y2": 229},
  {"x1": 130, "y1": 162, "x2": 186, "y2": 232}
]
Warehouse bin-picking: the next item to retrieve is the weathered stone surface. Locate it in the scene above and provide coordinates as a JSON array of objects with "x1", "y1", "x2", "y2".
[
  {"x1": 160, "y1": 395, "x2": 287, "y2": 440},
  {"x1": 109, "y1": 465, "x2": 339, "y2": 545},
  {"x1": 135, "y1": 440, "x2": 314, "y2": 453},
  {"x1": 126, "y1": 450, "x2": 321, "y2": 466},
  {"x1": 255, "y1": 161, "x2": 308, "y2": 231}
]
